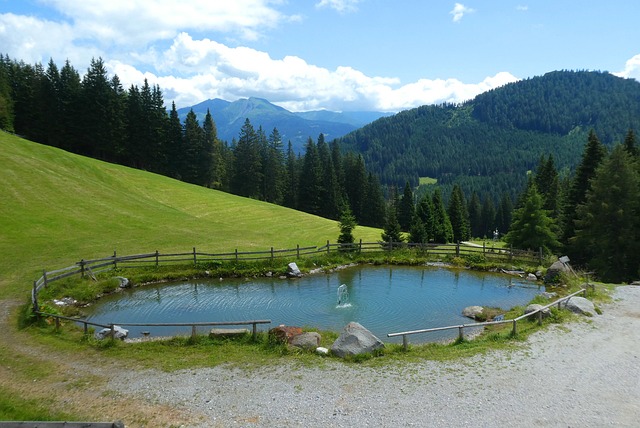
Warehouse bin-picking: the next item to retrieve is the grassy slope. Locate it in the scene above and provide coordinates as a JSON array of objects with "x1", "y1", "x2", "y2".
[{"x1": 0, "y1": 132, "x2": 381, "y2": 298}]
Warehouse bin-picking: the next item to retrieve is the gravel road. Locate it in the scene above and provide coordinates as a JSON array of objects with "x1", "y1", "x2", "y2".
[{"x1": 108, "y1": 286, "x2": 640, "y2": 427}]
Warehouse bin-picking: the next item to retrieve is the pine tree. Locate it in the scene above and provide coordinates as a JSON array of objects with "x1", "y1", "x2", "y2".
[
  {"x1": 166, "y1": 102, "x2": 184, "y2": 180},
  {"x1": 496, "y1": 193, "x2": 513, "y2": 237},
  {"x1": 398, "y1": 181, "x2": 415, "y2": 231},
  {"x1": 416, "y1": 194, "x2": 435, "y2": 242},
  {"x1": 572, "y1": 145, "x2": 640, "y2": 282},
  {"x1": 562, "y1": 129, "x2": 607, "y2": 257},
  {"x1": 283, "y1": 141, "x2": 299, "y2": 209},
  {"x1": 298, "y1": 137, "x2": 323, "y2": 215},
  {"x1": 262, "y1": 127, "x2": 285, "y2": 203},
  {"x1": 231, "y1": 118, "x2": 262, "y2": 198},
  {"x1": 381, "y1": 202, "x2": 404, "y2": 245},
  {"x1": 182, "y1": 109, "x2": 204, "y2": 185},
  {"x1": 480, "y1": 197, "x2": 497, "y2": 239},
  {"x1": 505, "y1": 183, "x2": 560, "y2": 253},
  {"x1": 361, "y1": 172, "x2": 386, "y2": 228},
  {"x1": 467, "y1": 192, "x2": 483, "y2": 239},
  {"x1": 337, "y1": 207, "x2": 357, "y2": 250},
  {"x1": 447, "y1": 184, "x2": 470, "y2": 242},
  {"x1": 535, "y1": 154, "x2": 560, "y2": 218},
  {"x1": 432, "y1": 188, "x2": 453, "y2": 243},
  {"x1": 623, "y1": 129, "x2": 638, "y2": 158}
]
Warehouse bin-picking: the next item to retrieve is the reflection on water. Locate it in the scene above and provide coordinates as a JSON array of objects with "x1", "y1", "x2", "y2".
[{"x1": 84, "y1": 265, "x2": 543, "y2": 343}]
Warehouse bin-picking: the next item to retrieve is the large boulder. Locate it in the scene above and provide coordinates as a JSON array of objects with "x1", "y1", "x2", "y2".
[
  {"x1": 545, "y1": 259, "x2": 571, "y2": 284},
  {"x1": 331, "y1": 322, "x2": 384, "y2": 358},
  {"x1": 290, "y1": 332, "x2": 321, "y2": 350},
  {"x1": 564, "y1": 296, "x2": 596, "y2": 316},
  {"x1": 95, "y1": 325, "x2": 128, "y2": 340},
  {"x1": 462, "y1": 306, "x2": 484, "y2": 320}
]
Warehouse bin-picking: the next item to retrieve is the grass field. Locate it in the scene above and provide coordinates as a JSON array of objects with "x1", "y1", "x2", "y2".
[{"x1": 0, "y1": 132, "x2": 381, "y2": 299}]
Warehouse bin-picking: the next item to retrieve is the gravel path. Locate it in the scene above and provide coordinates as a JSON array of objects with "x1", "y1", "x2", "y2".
[{"x1": 107, "y1": 286, "x2": 640, "y2": 427}]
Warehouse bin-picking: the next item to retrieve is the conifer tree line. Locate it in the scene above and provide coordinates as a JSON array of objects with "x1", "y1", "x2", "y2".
[
  {"x1": 0, "y1": 55, "x2": 388, "y2": 226},
  {"x1": 2, "y1": 55, "x2": 639, "y2": 281}
]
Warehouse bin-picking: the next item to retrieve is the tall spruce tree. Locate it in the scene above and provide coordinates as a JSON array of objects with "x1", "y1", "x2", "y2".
[
  {"x1": 398, "y1": 181, "x2": 415, "y2": 231},
  {"x1": 432, "y1": 188, "x2": 453, "y2": 243},
  {"x1": 416, "y1": 194, "x2": 435, "y2": 242},
  {"x1": 572, "y1": 145, "x2": 640, "y2": 282},
  {"x1": 381, "y1": 202, "x2": 403, "y2": 244},
  {"x1": 468, "y1": 192, "x2": 483, "y2": 239},
  {"x1": 447, "y1": 184, "x2": 470, "y2": 242},
  {"x1": 231, "y1": 118, "x2": 262, "y2": 198},
  {"x1": 562, "y1": 129, "x2": 607, "y2": 258},
  {"x1": 505, "y1": 183, "x2": 560, "y2": 253},
  {"x1": 298, "y1": 137, "x2": 323, "y2": 215}
]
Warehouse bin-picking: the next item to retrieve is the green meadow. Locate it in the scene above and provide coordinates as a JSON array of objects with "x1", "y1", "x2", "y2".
[{"x1": 0, "y1": 131, "x2": 381, "y2": 299}]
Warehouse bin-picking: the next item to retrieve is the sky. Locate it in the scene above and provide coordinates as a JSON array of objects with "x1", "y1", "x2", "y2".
[{"x1": 1, "y1": 0, "x2": 640, "y2": 112}]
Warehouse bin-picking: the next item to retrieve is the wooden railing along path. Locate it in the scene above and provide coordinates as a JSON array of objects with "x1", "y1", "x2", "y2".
[{"x1": 387, "y1": 288, "x2": 587, "y2": 349}]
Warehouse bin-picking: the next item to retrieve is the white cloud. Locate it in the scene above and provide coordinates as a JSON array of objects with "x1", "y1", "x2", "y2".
[
  {"x1": 1, "y1": 2, "x2": 519, "y2": 113},
  {"x1": 315, "y1": 0, "x2": 361, "y2": 13},
  {"x1": 450, "y1": 3, "x2": 475, "y2": 23},
  {"x1": 516, "y1": 5, "x2": 529, "y2": 12},
  {"x1": 38, "y1": 0, "x2": 288, "y2": 46},
  {"x1": 614, "y1": 54, "x2": 640, "y2": 81},
  {"x1": 107, "y1": 33, "x2": 517, "y2": 112}
]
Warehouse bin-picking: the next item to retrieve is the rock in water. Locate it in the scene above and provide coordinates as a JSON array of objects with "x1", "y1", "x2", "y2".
[
  {"x1": 331, "y1": 322, "x2": 384, "y2": 358},
  {"x1": 462, "y1": 306, "x2": 484, "y2": 320}
]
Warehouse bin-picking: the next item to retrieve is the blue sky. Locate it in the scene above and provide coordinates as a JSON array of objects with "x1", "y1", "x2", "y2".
[{"x1": 1, "y1": 0, "x2": 639, "y2": 112}]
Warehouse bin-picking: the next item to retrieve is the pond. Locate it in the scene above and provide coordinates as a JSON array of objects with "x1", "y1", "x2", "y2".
[{"x1": 84, "y1": 265, "x2": 543, "y2": 343}]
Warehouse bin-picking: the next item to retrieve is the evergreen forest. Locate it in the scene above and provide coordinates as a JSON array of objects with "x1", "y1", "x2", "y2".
[{"x1": 1, "y1": 55, "x2": 639, "y2": 282}]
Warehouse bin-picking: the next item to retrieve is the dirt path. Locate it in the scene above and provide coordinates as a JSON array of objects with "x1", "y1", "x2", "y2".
[
  {"x1": 0, "y1": 298, "x2": 204, "y2": 426},
  {"x1": 2, "y1": 286, "x2": 640, "y2": 427}
]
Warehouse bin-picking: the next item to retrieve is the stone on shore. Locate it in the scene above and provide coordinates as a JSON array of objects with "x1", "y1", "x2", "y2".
[
  {"x1": 564, "y1": 296, "x2": 596, "y2": 316},
  {"x1": 331, "y1": 322, "x2": 384, "y2": 358}
]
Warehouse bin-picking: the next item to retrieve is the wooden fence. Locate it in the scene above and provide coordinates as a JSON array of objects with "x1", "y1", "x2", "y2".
[
  {"x1": 32, "y1": 241, "x2": 542, "y2": 312},
  {"x1": 387, "y1": 288, "x2": 587, "y2": 349}
]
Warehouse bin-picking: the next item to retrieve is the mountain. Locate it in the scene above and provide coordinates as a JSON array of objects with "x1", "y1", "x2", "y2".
[
  {"x1": 335, "y1": 70, "x2": 640, "y2": 201},
  {"x1": 177, "y1": 97, "x2": 392, "y2": 153}
]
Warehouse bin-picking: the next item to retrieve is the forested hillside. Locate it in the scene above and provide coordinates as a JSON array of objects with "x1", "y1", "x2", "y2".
[{"x1": 336, "y1": 71, "x2": 640, "y2": 202}]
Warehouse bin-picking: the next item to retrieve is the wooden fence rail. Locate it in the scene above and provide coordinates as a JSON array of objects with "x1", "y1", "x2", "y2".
[
  {"x1": 32, "y1": 241, "x2": 541, "y2": 314},
  {"x1": 36, "y1": 311, "x2": 271, "y2": 340},
  {"x1": 387, "y1": 288, "x2": 587, "y2": 349}
]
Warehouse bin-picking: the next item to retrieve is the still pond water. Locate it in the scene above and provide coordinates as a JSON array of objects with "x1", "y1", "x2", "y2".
[{"x1": 84, "y1": 265, "x2": 543, "y2": 343}]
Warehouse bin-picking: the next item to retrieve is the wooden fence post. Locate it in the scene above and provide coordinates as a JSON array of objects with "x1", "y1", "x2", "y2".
[
  {"x1": 113, "y1": 250, "x2": 118, "y2": 269},
  {"x1": 297, "y1": 244, "x2": 300, "y2": 258},
  {"x1": 32, "y1": 280, "x2": 39, "y2": 313},
  {"x1": 235, "y1": 249, "x2": 239, "y2": 262},
  {"x1": 271, "y1": 247, "x2": 274, "y2": 261},
  {"x1": 78, "y1": 261, "x2": 84, "y2": 279},
  {"x1": 193, "y1": 247, "x2": 197, "y2": 266},
  {"x1": 155, "y1": 250, "x2": 159, "y2": 267},
  {"x1": 327, "y1": 240, "x2": 330, "y2": 255},
  {"x1": 359, "y1": 239, "x2": 362, "y2": 253},
  {"x1": 458, "y1": 326, "x2": 464, "y2": 341},
  {"x1": 456, "y1": 242, "x2": 460, "y2": 257},
  {"x1": 191, "y1": 325, "x2": 197, "y2": 339},
  {"x1": 512, "y1": 319, "x2": 518, "y2": 336}
]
